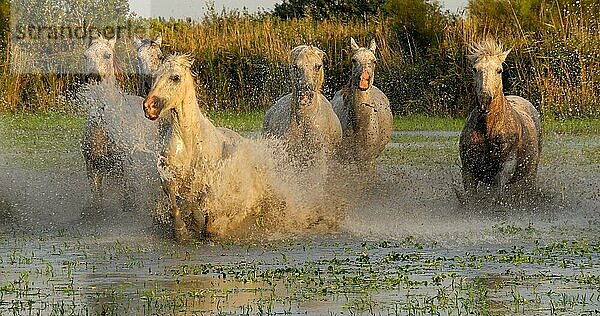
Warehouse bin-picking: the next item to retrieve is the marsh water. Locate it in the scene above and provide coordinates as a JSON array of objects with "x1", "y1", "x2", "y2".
[{"x1": 1, "y1": 113, "x2": 600, "y2": 315}]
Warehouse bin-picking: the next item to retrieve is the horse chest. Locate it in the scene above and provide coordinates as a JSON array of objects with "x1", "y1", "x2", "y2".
[
  {"x1": 464, "y1": 131, "x2": 517, "y2": 181},
  {"x1": 291, "y1": 112, "x2": 324, "y2": 143},
  {"x1": 161, "y1": 135, "x2": 192, "y2": 177}
]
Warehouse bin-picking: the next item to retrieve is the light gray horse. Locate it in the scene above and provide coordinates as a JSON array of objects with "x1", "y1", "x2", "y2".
[
  {"x1": 459, "y1": 39, "x2": 542, "y2": 200},
  {"x1": 332, "y1": 38, "x2": 392, "y2": 170},
  {"x1": 133, "y1": 33, "x2": 163, "y2": 96},
  {"x1": 81, "y1": 34, "x2": 158, "y2": 210},
  {"x1": 263, "y1": 45, "x2": 342, "y2": 167},
  {"x1": 144, "y1": 54, "x2": 281, "y2": 242}
]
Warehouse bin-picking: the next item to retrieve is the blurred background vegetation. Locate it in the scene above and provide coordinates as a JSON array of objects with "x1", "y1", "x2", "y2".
[{"x1": 0, "y1": 0, "x2": 599, "y2": 118}]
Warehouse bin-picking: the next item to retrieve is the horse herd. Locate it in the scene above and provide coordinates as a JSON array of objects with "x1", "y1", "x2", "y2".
[{"x1": 81, "y1": 33, "x2": 541, "y2": 242}]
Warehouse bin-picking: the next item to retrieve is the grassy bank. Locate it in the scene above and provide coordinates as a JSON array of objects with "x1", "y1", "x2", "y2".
[
  {"x1": 1, "y1": 112, "x2": 599, "y2": 170},
  {"x1": 2, "y1": 111, "x2": 599, "y2": 139}
]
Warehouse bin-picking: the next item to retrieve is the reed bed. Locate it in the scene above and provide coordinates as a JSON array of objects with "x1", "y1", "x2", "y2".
[{"x1": 0, "y1": 2, "x2": 599, "y2": 118}]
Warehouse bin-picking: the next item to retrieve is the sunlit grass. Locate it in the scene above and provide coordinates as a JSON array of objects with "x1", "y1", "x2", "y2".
[
  {"x1": 0, "y1": 112, "x2": 84, "y2": 169},
  {"x1": 207, "y1": 109, "x2": 264, "y2": 132},
  {"x1": 393, "y1": 114, "x2": 465, "y2": 131},
  {"x1": 1, "y1": 112, "x2": 600, "y2": 169}
]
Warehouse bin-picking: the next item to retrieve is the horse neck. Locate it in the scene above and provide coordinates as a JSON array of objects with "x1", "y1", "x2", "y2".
[
  {"x1": 344, "y1": 82, "x2": 372, "y2": 127},
  {"x1": 136, "y1": 61, "x2": 152, "y2": 96},
  {"x1": 484, "y1": 94, "x2": 518, "y2": 136},
  {"x1": 170, "y1": 79, "x2": 220, "y2": 154},
  {"x1": 98, "y1": 64, "x2": 122, "y2": 88},
  {"x1": 291, "y1": 89, "x2": 320, "y2": 118}
]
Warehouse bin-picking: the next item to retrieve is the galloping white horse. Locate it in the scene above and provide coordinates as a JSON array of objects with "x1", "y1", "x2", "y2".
[
  {"x1": 143, "y1": 54, "x2": 279, "y2": 242},
  {"x1": 133, "y1": 33, "x2": 163, "y2": 96},
  {"x1": 332, "y1": 38, "x2": 392, "y2": 170},
  {"x1": 81, "y1": 34, "x2": 158, "y2": 209},
  {"x1": 263, "y1": 45, "x2": 342, "y2": 167}
]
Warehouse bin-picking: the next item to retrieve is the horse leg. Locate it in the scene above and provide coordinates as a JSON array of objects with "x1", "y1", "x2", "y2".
[
  {"x1": 461, "y1": 168, "x2": 477, "y2": 203},
  {"x1": 494, "y1": 171, "x2": 505, "y2": 203},
  {"x1": 163, "y1": 181, "x2": 193, "y2": 243},
  {"x1": 120, "y1": 156, "x2": 136, "y2": 212},
  {"x1": 518, "y1": 158, "x2": 539, "y2": 199},
  {"x1": 87, "y1": 161, "x2": 103, "y2": 205},
  {"x1": 191, "y1": 199, "x2": 208, "y2": 239}
]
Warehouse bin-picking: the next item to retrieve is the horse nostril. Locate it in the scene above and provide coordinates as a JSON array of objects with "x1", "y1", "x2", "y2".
[{"x1": 143, "y1": 97, "x2": 154, "y2": 111}]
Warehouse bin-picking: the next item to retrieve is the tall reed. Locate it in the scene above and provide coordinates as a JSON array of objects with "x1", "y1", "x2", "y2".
[{"x1": 0, "y1": 4, "x2": 599, "y2": 118}]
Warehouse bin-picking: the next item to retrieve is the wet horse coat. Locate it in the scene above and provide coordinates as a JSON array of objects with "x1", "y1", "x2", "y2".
[
  {"x1": 81, "y1": 34, "x2": 159, "y2": 208},
  {"x1": 144, "y1": 55, "x2": 277, "y2": 242},
  {"x1": 133, "y1": 34, "x2": 163, "y2": 96},
  {"x1": 332, "y1": 38, "x2": 392, "y2": 169},
  {"x1": 459, "y1": 40, "x2": 542, "y2": 198},
  {"x1": 263, "y1": 45, "x2": 342, "y2": 166}
]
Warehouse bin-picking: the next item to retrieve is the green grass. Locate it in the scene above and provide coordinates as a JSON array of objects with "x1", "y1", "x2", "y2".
[
  {"x1": 207, "y1": 109, "x2": 265, "y2": 132},
  {"x1": 543, "y1": 117, "x2": 600, "y2": 135},
  {"x1": 0, "y1": 112, "x2": 84, "y2": 169},
  {"x1": 394, "y1": 115, "x2": 600, "y2": 135},
  {"x1": 393, "y1": 115, "x2": 465, "y2": 131},
  {"x1": 2, "y1": 112, "x2": 600, "y2": 169}
]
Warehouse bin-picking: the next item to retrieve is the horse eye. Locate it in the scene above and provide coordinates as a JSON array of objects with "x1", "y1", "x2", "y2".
[
  {"x1": 103, "y1": 53, "x2": 111, "y2": 59},
  {"x1": 497, "y1": 68, "x2": 503, "y2": 74},
  {"x1": 472, "y1": 67, "x2": 477, "y2": 73},
  {"x1": 315, "y1": 64, "x2": 322, "y2": 70},
  {"x1": 171, "y1": 74, "x2": 180, "y2": 82}
]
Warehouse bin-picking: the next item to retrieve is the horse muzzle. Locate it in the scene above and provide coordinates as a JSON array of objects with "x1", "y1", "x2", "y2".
[
  {"x1": 143, "y1": 96, "x2": 163, "y2": 121},
  {"x1": 478, "y1": 93, "x2": 493, "y2": 111},
  {"x1": 358, "y1": 70, "x2": 371, "y2": 91}
]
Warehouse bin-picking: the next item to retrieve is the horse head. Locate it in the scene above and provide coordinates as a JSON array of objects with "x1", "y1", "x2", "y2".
[
  {"x1": 290, "y1": 45, "x2": 326, "y2": 105},
  {"x1": 134, "y1": 33, "x2": 163, "y2": 95},
  {"x1": 84, "y1": 33, "x2": 119, "y2": 83},
  {"x1": 349, "y1": 37, "x2": 377, "y2": 92},
  {"x1": 143, "y1": 54, "x2": 194, "y2": 120},
  {"x1": 467, "y1": 40, "x2": 511, "y2": 113}
]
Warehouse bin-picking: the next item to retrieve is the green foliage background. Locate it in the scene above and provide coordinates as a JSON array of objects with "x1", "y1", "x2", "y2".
[{"x1": 0, "y1": 0, "x2": 599, "y2": 118}]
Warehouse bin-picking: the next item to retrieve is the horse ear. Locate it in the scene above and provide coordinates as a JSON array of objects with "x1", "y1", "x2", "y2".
[
  {"x1": 467, "y1": 54, "x2": 478, "y2": 65},
  {"x1": 154, "y1": 33, "x2": 162, "y2": 46},
  {"x1": 499, "y1": 48, "x2": 511, "y2": 63},
  {"x1": 290, "y1": 45, "x2": 304, "y2": 62},
  {"x1": 317, "y1": 47, "x2": 326, "y2": 61},
  {"x1": 466, "y1": 44, "x2": 478, "y2": 64},
  {"x1": 133, "y1": 35, "x2": 142, "y2": 48},
  {"x1": 369, "y1": 39, "x2": 377, "y2": 52},
  {"x1": 108, "y1": 35, "x2": 117, "y2": 49},
  {"x1": 350, "y1": 37, "x2": 360, "y2": 51},
  {"x1": 183, "y1": 54, "x2": 195, "y2": 68}
]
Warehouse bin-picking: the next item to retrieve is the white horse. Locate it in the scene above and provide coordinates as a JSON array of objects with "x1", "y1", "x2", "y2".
[
  {"x1": 263, "y1": 45, "x2": 342, "y2": 167},
  {"x1": 332, "y1": 38, "x2": 393, "y2": 170},
  {"x1": 133, "y1": 33, "x2": 163, "y2": 96},
  {"x1": 143, "y1": 54, "x2": 280, "y2": 242},
  {"x1": 81, "y1": 34, "x2": 159, "y2": 210}
]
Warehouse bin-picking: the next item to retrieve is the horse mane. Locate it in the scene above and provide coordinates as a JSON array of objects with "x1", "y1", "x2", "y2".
[
  {"x1": 165, "y1": 54, "x2": 194, "y2": 69},
  {"x1": 468, "y1": 39, "x2": 505, "y2": 63}
]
